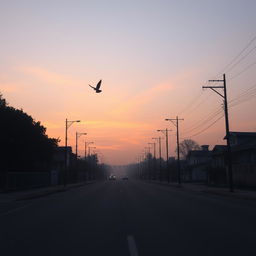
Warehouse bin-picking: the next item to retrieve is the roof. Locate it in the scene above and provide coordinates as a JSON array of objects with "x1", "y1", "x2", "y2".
[
  {"x1": 224, "y1": 131, "x2": 256, "y2": 139},
  {"x1": 187, "y1": 150, "x2": 210, "y2": 158},
  {"x1": 212, "y1": 145, "x2": 226, "y2": 152},
  {"x1": 231, "y1": 141, "x2": 256, "y2": 152}
]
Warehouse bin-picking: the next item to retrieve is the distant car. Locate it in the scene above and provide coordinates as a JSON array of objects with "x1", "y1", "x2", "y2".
[
  {"x1": 109, "y1": 175, "x2": 116, "y2": 180},
  {"x1": 122, "y1": 176, "x2": 128, "y2": 180}
]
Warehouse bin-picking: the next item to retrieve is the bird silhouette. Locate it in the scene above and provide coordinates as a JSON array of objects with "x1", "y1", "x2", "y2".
[{"x1": 89, "y1": 80, "x2": 102, "y2": 93}]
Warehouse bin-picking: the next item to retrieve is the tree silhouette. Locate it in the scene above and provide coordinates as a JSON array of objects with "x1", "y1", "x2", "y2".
[
  {"x1": 0, "y1": 94, "x2": 58, "y2": 171},
  {"x1": 178, "y1": 139, "x2": 200, "y2": 159}
]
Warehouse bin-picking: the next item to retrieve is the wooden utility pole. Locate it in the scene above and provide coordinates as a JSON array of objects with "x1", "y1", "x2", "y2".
[
  {"x1": 203, "y1": 74, "x2": 233, "y2": 192},
  {"x1": 157, "y1": 129, "x2": 172, "y2": 182},
  {"x1": 165, "y1": 117, "x2": 184, "y2": 185}
]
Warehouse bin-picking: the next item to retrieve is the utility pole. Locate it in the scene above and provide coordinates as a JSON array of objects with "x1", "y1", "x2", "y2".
[
  {"x1": 85, "y1": 141, "x2": 93, "y2": 158},
  {"x1": 203, "y1": 73, "x2": 233, "y2": 192},
  {"x1": 145, "y1": 146, "x2": 151, "y2": 179},
  {"x1": 64, "y1": 119, "x2": 80, "y2": 186},
  {"x1": 165, "y1": 117, "x2": 184, "y2": 185},
  {"x1": 148, "y1": 142, "x2": 156, "y2": 180},
  {"x1": 152, "y1": 137, "x2": 162, "y2": 181},
  {"x1": 75, "y1": 132, "x2": 87, "y2": 159},
  {"x1": 148, "y1": 142, "x2": 156, "y2": 158},
  {"x1": 157, "y1": 129, "x2": 172, "y2": 182},
  {"x1": 88, "y1": 146, "x2": 96, "y2": 156}
]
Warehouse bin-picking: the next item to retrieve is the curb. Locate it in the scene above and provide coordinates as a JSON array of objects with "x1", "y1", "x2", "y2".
[
  {"x1": 146, "y1": 180, "x2": 256, "y2": 201},
  {"x1": 200, "y1": 189, "x2": 256, "y2": 200},
  {"x1": 15, "y1": 181, "x2": 95, "y2": 201},
  {"x1": 16, "y1": 188, "x2": 67, "y2": 201}
]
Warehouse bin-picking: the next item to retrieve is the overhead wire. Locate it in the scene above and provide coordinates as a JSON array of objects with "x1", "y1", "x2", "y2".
[
  {"x1": 182, "y1": 114, "x2": 224, "y2": 139},
  {"x1": 182, "y1": 93, "x2": 214, "y2": 118},
  {"x1": 182, "y1": 84, "x2": 256, "y2": 137},
  {"x1": 219, "y1": 34, "x2": 256, "y2": 75},
  {"x1": 177, "y1": 90, "x2": 204, "y2": 116},
  {"x1": 170, "y1": 35, "x2": 256, "y2": 142},
  {"x1": 181, "y1": 106, "x2": 223, "y2": 135},
  {"x1": 224, "y1": 45, "x2": 256, "y2": 74},
  {"x1": 229, "y1": 83, "x2": 256, "y2": 106},
  {"x1": 230, "y1": 61, "x2": 256, "y2": 81}
]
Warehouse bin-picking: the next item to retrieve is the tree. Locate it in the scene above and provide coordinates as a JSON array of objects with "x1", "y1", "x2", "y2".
[
  {"x1": 0, "y1": 93, "x2": 58, "y2": 171},
  {"x1": 178, "y1": 139, "x2": 200, "y2": 159}
]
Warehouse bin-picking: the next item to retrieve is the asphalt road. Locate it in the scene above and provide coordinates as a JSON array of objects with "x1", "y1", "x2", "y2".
[{"x1": 1, "y1": 180, "x2": 256, "y2": 256}]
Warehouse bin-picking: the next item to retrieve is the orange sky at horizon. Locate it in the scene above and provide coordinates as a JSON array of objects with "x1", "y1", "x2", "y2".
[
  {"x1": 2, "y1": 62, "x2": 255, "y2": 165},
  {"x1": 1, "y1": 1, "x2": 256, "y2": 165}
]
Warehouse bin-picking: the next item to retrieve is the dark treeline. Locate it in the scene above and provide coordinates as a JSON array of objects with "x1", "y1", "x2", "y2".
[
  {"x1": 0, "y1": 94, "x2": 110, "y2": 190},
  {"x1": 69, "y1": 154, "x2": 111, "y2": 183},
  {"x1": 0, "y1": 94, "x2": 58, "y2": 172}
]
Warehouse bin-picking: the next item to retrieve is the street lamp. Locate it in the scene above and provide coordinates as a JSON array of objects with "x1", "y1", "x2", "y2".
[
  {"x1": 76, "y1": 132, "x2": 87, "y2": 159},
  {"x1": 88, "y1": 146, "x2": 96, "y2": 156},
  {"x1": 85, "y1": 141, "x2": 94, "y2": 158},
  {"x1": 64, "y1": 118, "x2": 80, "y2": 186},
  {"x1": 152, "y1": 137, "x2": 162, "y2": 161},
  {"x1": 144, "y1": 146, "x2": 151, "y2": 155},
  {"x1": 148, "y1": 142, "x2": 156, "y2": 158},
  {"x1": 88, "y1": 146, "x2": 96, "y2": 181},
  {"x1": 152, "y1": 137, "x2": 163, "y2": 181}
]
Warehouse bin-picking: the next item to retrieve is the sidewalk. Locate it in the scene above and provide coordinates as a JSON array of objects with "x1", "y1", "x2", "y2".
[
  {"x1": 0, "y1": 181, "x2": 95, "y2": 203},
  {"x1": 147, "y1": 180, "x2": 256, "y2": 200}
]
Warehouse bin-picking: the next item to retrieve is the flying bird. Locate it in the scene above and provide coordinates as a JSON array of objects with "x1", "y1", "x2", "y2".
[{"x1": 89, "y1": 80, "x2": 102, "y2": 93}]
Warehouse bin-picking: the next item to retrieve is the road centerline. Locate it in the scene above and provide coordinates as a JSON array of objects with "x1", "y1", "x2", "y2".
[{"x1": 127, "y1": 235, "x2": 139, "y2": 256}]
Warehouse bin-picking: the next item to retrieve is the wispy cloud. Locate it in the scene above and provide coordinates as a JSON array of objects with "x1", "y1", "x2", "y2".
[
  {"x1": 84, "y1": 120, "x2": 151, "y2": 129},
  {"x1": 111, "y1": 81, "x2": 175, "y2": 115},
  {"x1": 96, "y1": 145, "x2": 121, "y2": 150},
  {"x1": 0, "y1": 82, "x2": 21, "y2": 93},
  {"x1": 17, "y1": 66, "x2": 82, "y2": 86}
]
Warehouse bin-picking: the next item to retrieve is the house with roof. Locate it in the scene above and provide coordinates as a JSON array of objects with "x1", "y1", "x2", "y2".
[
  {"x1": 184, "y1": 145, "x2": 211, "y2": 182},
  {"x1": 210, "y1": 132, "x2": 256, "y2": 186},
  {"x1": 209, "y1": 145, "x2": 227, "y2": 185},
  {"x1": 226, "y1": 132, "x2": 256, "y2": 186}
]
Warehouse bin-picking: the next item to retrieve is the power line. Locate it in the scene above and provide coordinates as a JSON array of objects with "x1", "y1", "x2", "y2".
[
  {"x1": 230, "y1": 91, "x2": 256, "y2": 108},
  {"x1": 181, "y1": 83, "x2": 256, "y2": 137},
  {"x1": 178, "y1": 90, "x2": 204, "y2": 116},
  {"x1": 183, "y1": 93, "x2": 214, "y2": 118},
  {"x1": 230, "y1": 61, "x2": 256, "y2": 81},
  {"x1": 224, "y1": 45, "x2": 256, "y2": 74},
  {"x1": 182, "y1": 114, "x2": 224, "y2": 139},
  {"x1": 220, "y1": 35, "x2": 256, "y2": 74},
  {"x1": 181, "y1": 107, "x2": 223, "y2": 135}
]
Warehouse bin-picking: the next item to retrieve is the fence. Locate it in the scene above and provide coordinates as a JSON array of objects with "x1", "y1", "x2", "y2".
[{"x1": 0, "y1": 171, "x2": 51, "y2": 191}]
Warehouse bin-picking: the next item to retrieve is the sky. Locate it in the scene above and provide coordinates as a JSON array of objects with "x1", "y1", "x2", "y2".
[{"x1": 1, "y1": 0, "x2": 256, "y2": 165}]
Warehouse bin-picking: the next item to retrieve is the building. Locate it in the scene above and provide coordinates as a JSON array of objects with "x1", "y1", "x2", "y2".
[
  {"x1": 226, "y1": 132, "x2": 256, "y2": 186},
  {"x1": 210, "y1": 132, "x2": 256, "y2": 186},
  {"x1": 184, "y1": 145, "x2": 211, "y2": 182}
]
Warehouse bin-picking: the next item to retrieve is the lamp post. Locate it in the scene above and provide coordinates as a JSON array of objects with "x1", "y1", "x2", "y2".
[
  {"x1": 85, "y1": 141, "x2": 94, "y2": 158},
  {"x1": 148, "y1": 142, "x2": 156, "y2": 158},
  {"x1": 152, "y1": 137, "x2": 162, "y2": 181},
  {"x1": 64, "y1": 118, "x2": 80, "y2": 186},
  {"x1": 144, "y1": 146, "x2": 151, "y2": 155},
  {"x1": 149, "y1": 142, "x2": 157, "y2": 180},
  {"x1": 75, "y1": 132, "x2": 87, "y2": 159},
  {"x1": 88, "y1": 146, "x2": 96, "y2": 156},
  {"x1": 88, "y1": 146, "x2": 96, "y2": 180}
]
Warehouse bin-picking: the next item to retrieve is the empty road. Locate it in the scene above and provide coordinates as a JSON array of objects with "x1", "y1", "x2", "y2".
[{"x1": 1, "y1": 180, "x2": 256, "y2": 256}]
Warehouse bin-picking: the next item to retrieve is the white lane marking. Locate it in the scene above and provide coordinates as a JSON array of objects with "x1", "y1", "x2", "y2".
[
  {"x1": 127, "y1": 235, "x2": 139, "y2": 256},
  {"x1": 0, "y1": 204, "x2": 30, "y2": 217}
]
